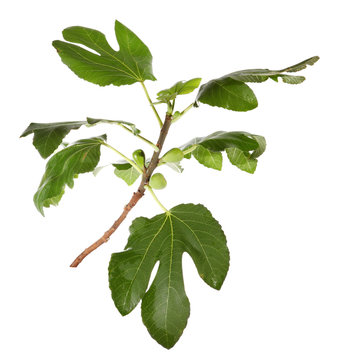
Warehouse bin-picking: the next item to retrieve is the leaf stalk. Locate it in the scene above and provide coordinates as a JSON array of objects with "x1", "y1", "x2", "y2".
[
  {"x1": 145, "y1": 185, "x2": 169, "y2": 213},
  {"x1": 117, "y1": 124, "x2": 159, "y2": 151},
  {"x1": 102, "y1": 142, "x2": 143, "y2": 174},
  {"x1": 141, "y1": 82, "x2": 163, "y2": 127}
]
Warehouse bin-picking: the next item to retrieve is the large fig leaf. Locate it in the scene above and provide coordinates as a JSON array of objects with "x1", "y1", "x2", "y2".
[
  {"x1": 195, "y1": 56, "x2": 319, "y2": 111},
  {"x1": 21, "y1": 118, "x2": 139, "y2": 158},
  {"x1": 52, "y1": 20, "x2": 156, "y2": 86},
  {"x1": 34, "y1": 135, "x2": 105, "y2": 215},
  {"x1": 109, "y1": 203, "x2": 229, "y2": 349}
]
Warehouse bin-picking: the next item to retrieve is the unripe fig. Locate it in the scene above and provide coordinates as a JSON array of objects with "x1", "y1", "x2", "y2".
[
  {"x1": 161, "y1": 148, "x2": 184, "y2": 163},
  {"x1": 149, "y1": 173, "x2": 167, "y2": 190},
  {"x1": 132, "y1": 149, "x2": 145, "y2": 168}
]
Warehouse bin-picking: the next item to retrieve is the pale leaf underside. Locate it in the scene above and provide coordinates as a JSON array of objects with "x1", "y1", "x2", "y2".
[
  {"x1": 21, "y1": 118, "x2": 139, "y2": 159},
  {"x1": 195, "y1": 56, "x2": 319, "y2": 111}
]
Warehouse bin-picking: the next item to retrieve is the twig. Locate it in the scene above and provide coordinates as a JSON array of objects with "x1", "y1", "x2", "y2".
[{"x1": 70, "y1": 114, "x2": 172, "y2": 267}]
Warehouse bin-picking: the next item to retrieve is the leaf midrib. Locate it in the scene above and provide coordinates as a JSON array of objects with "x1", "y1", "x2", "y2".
[
  {"x1": 83, "y1": 28, "x2": 140, "y2": 80},
  {"x1": 63, "y1": 42, "x2": 139, "y2": 80},
  {"x1": 171, "y1": 213, "x2": 215, "y2": 277},
  {"x1": 39, "y1": 142, "x2": 100, "y2": 189},
  {"x1": 213, "y1": 80, "x2": 254, "y2": 106},
  {"x1": 122, "y1": 215, "x2": 169, "y2": 309}
]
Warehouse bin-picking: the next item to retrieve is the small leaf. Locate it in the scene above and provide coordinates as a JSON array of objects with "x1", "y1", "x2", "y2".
[
  {"x1": 109, "y1": 203, "x2": 229, "y2": 349},
  {"x1": 156, "y1": 78, "x2": 202, "y2": 103},
  {"x1": 21, "y1": 118, "x2": 141, "y2": 158},
  {"x1": 34, "y1": 135, "x2": 105, "y2": 215},
  {"x1": 226, "y1": 147, "x2": 257, "y2": 174},
  {"x1": 196, "y1": 77, "x2": 258, "y2": 111},
  {"x1": 279, "y1": 74, "x2": 305, "y2": 84},
  {"x1": 113, "y1": 162, "x2": 140, "y2": 186},
  {"x1": 193, "y1": 145, "x2": 222, "y2": 170},
  {"x1": 52, "y1": 19, "x2": 156, "y2": 86}
]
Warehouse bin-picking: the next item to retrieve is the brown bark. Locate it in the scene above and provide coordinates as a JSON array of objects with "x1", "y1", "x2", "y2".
[{"x1": 70, "y1": 114, "x2": 172, "y2": 267}]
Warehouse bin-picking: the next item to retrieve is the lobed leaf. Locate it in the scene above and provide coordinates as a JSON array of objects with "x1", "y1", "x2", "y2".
[
  {"x1": 181, "y1": 131, "x2": 266, "y2": 173},
  {"x1": 109, "y1": 203, "x2": 229, "y2": 349},
  {"x1": 52, "y1": 20, "x2": 156, "y2": 86},
  {"x1": 195, "y1": 56, "x2": 319, "y2": 111},
  {"x1": 113, "y1": 162, "x2": 140, "y2": 185},
  {"x1": 21, "y1": 118, "x2": 140, "y2": 158},
  {"x1": 34, "y1": 135, "x2": 105, "y2": 215}
]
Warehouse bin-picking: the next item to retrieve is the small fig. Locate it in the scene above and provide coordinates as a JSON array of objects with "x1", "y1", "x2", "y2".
[
  {"x1": 161, "y1": 148, "x2": 184, "y2": 163},
  {"x1": 149, "y1": 173, "x2": 167, "y2": 190},
  {"x1": 132, "y1": 149, "x2": 145, "y2": 168}
]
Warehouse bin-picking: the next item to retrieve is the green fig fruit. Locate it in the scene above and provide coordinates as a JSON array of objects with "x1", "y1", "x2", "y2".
[
  {"x1": 132, "y1": 149, "x2": 145, "y2": 168},
  {"x1": 149, "y1": 173, "x2": 167, "y2": 190},
  {"x1": 161, "y1": 148, "x2": 184, "y2": 163}
]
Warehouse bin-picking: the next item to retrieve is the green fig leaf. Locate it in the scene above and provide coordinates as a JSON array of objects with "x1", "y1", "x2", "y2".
[
  {"x1": 156, "y1": 78, "x2": 202, "y2": 103},
  {"x1": 52, "y1": 19, "x2": 156, "y2": 86},
  {"x1": 195, "y1": 56, "x2": 319, "y2": 110},
  {"x1": 109, "y1": 203, "x2": 229, "y2": 349},
  {"x1": 113, "y1": 162, "x2": 141, "y2": 186},
  {"x1": 226, "y1": 147, "x2": 257, "y2": 174},
  {"x1": 21, "y1": 118, "x2": 140, "y2": 158},
  {"x1": 34, "y1": 135, "x2": 105, "y2": 215},
  {"x1": 193, "y1": 145, "x2": 222, "y2": 170}
]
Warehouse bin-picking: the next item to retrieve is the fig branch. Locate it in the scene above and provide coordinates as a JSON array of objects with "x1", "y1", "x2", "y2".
[{"x1": 70, "y1": 111, "x2": 173, "y2": 267}]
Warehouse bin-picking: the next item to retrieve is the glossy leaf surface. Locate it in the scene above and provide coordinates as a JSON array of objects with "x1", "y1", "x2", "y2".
[
  {"x1": 195, "y1": 56, "x2": 319, "y2": 110},
  {"x1": 113, "y1": 162, "x2": 140, "y2": 185},
  {"x1": 196, "y1": 77, "x2": 258, "y2": 111},
  {"x1": 21, "y1": 118, "x2": 140, "y2": 158},
  {"x1": 52, "y1": 20, "x2": 156, "y2": 86},
  {"x1": 34, "y1": 135, "x2": 105, "y2": 215},
  {"x1": 156, "y1": 78, "x2": 201, "y2": 103},
  {"x1": 109, "y1": 203, "x2": 229, "y2": 349}
]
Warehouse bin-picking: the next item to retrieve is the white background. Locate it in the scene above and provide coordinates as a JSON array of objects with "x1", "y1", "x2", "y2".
[{"x1": 1, "y1": 0, "x2": 348, "y2": 359}]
